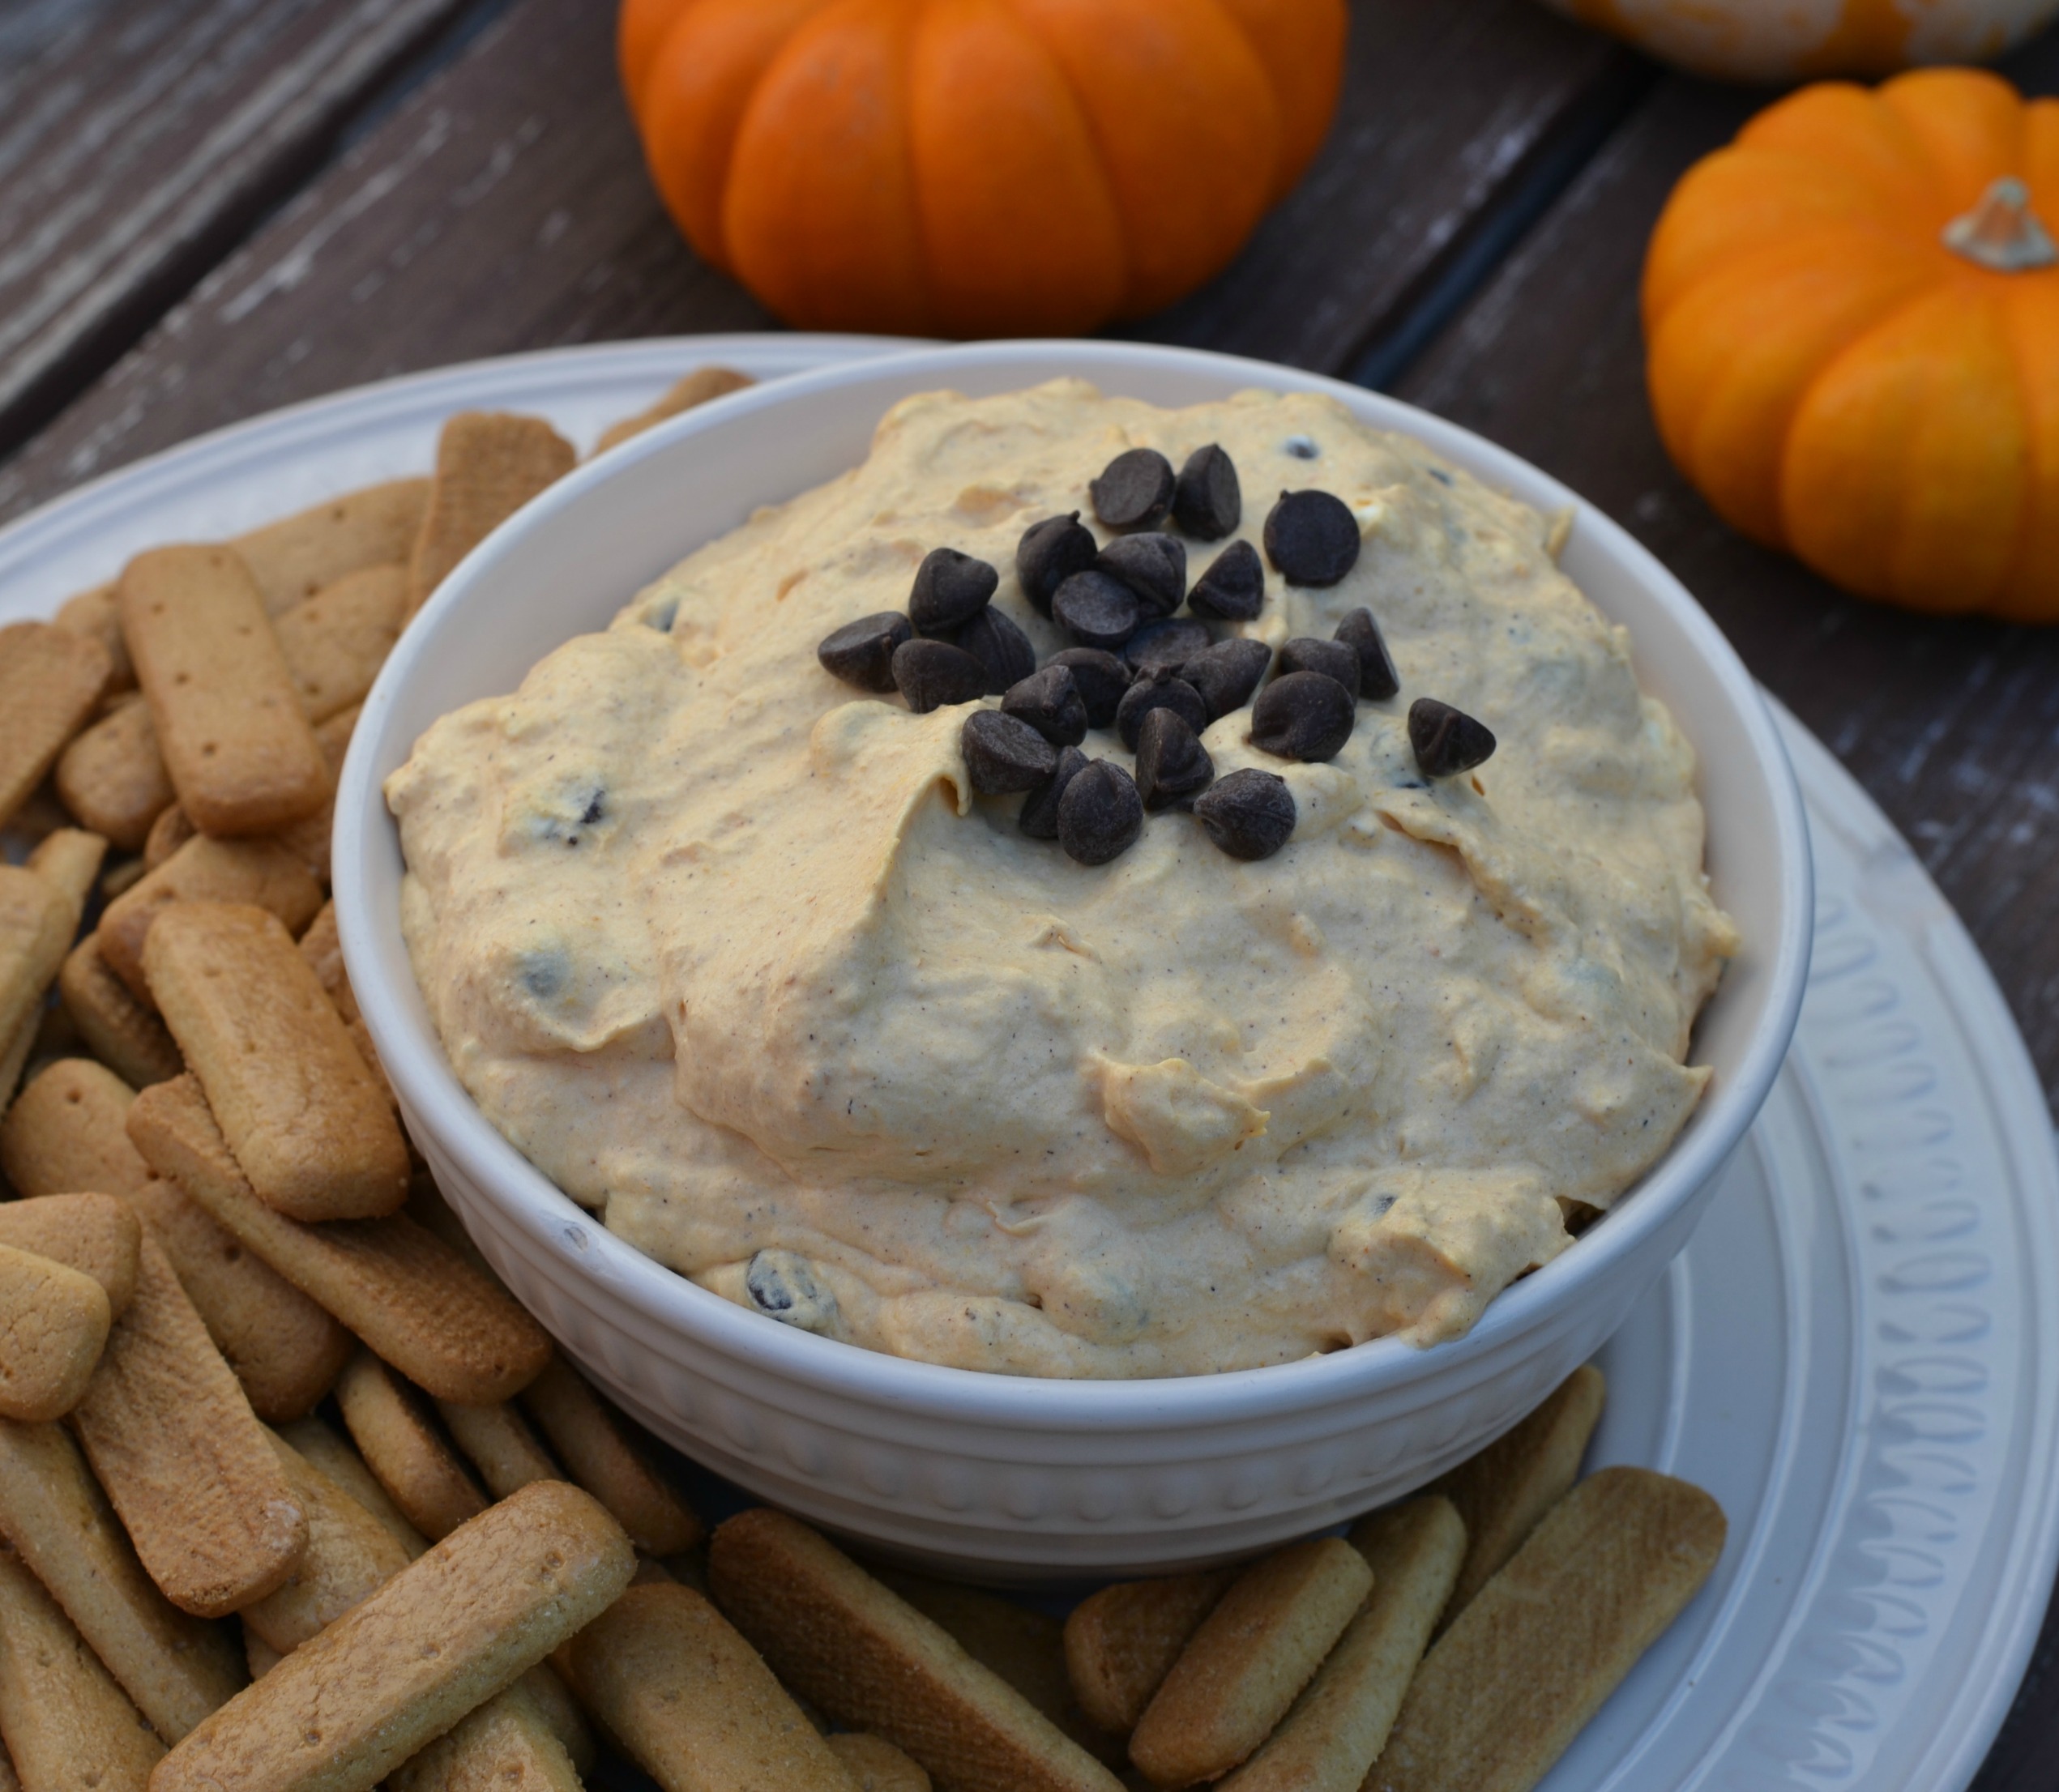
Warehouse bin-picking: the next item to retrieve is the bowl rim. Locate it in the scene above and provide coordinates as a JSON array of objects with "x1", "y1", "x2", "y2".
[{"x1": 335, "y1": 337, "x2": 1813, "y2": 1429}]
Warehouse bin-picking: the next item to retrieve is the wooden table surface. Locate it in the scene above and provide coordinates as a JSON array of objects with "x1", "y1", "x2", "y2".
[{"x1": 3, "y1": 1, "x2": 2055, "y2": 1783}]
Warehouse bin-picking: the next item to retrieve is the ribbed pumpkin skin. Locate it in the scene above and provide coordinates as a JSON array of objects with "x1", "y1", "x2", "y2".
[
  {"x1": 619, "y1": 0, "x2": 1347, "y2": 337},
  {"x1": 1643, "y1": 68, "x2": 2059, "y2": 620}
]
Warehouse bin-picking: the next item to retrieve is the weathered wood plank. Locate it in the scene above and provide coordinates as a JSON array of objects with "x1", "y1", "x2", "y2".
[
  {"x1": 1390, "y1": 57, "x2": 2059, "y2": 1792},
  {"x1": 0, "y1": 0, "x2": 1640, "y2": 522},
  {"x1": 0, "y1": 0, "x2": 481, "y2": 459}
]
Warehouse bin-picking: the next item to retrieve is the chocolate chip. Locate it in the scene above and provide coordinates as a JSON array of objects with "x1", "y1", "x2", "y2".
[
  {"x1": 818, "y1": 611, "x2": 912, "y2": 692},
  {"x1": 1051, "y1": 571, "x2": 1141, "y2": 650},
  {"x1": 1123, "y1": 617, "x2": 1212, "y2": 676},
  {"x1": 1284, "y1": 435, "x2": 1318, "y2": 460},
  {"x1": 1408, "y1": 698, "x2": 1496, "y2": 777},
  {"x1": 1002, "y1": 663, "x2": 1087, "y2": 747},
  {"x1": 1173, "y1": 443, "x2": 1241, "y2": 540},
  {"x1": 1019, "y1": 745, "x2": 1088, "y2": 838},
  {"x1": 1250, "y1": 670, "x2": 1355, "y2": 762},
  {"x1": 1096, "y1": 532, "x2": 1186, "y2": 618},
  {"x1": 1193, "y1": 768, "x2": 1296, "y2": 860},
  {"x1": 1057, "y1": 760, "x2": 1144, "y2": 865},
  {"x1": 955, "y1": 606, "x2": 1036, "y2": 694},
  {"x1": 1278, "y1": 636, "x2": 1361, "y2": 699},
  {"x1": 1335, "y1": 608, "x2": 1399, "y2": 701},
  {"x1": 1115, "y1": 668, "x2": 1209, "y2": 749},
  {"x1": 1134, "y1": 707, "x2": 1213, "y2": 812},
  {"x1": 1050, "y1": 647, "x2": 1132, "y2": 728},
  {"x1": 962, "y1": 709, "x2": 1059, "y2": 795},
  {"x1": 909, "y1": 548, "x2": 998, "y2": 635},
  {"x1": 1016, "y1": 513, "x2": 1099, "y2": 617},
  {"x1": 1188, "y1": 539, "x2": 1265, "y2": 621},
  {"x1": 891, "y1": 638, "x2": 986, "y2": 714},
  {"x1": 1090, "y1": 448, "x2": 1176, "y2": 530},
  {"x1": 1264, "y1": 491, "x2": 1361, "y2": 587},
  {"x1": 1183, "y1": 637, "x2": 1272, "y2": 723}
]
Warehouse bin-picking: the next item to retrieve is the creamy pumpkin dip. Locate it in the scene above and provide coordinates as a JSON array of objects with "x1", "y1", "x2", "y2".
[{"x1": 387, "y1": 380, "x2": 1736, "y2": 1378}]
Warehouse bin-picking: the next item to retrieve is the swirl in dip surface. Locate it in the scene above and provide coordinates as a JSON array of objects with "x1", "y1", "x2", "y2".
[{"x1": 387, "y1": 381, "x2": 1737, "y2": 1377}]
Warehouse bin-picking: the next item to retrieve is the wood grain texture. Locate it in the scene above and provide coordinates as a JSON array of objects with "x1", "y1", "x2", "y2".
[{"x1": 0, "y1": 0, "x2": 479, "y2": 459}]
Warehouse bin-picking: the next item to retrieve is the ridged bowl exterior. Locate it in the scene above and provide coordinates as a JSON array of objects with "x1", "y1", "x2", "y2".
[{"x1": 336, "y1": 342, "x2": 1811, "y2": 1580}]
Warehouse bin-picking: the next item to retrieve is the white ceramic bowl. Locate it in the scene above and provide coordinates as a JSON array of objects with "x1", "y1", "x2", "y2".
[{"x1": 334, "y1": 341, "x2": 1812, "y2": 1580}]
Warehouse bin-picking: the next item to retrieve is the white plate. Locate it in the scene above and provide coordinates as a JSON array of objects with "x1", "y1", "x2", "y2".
[{"x1": 1, "y1": 337, "x2": 2052, "y2": 1792}]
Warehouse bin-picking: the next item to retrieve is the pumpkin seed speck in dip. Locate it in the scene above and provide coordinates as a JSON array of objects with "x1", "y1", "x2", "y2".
[{"x1": 386, "y1": 381, "x2": 1737, "y2": 1377}]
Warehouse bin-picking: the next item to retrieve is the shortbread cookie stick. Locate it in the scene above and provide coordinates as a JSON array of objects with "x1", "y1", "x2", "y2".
[
  {"x1": 144, "y1": 800, "x2": 196, "y2": 869},
  {"x1": 830, "y1": 1732, "x2": 934, "y2": 1792},
  {"x1": 1062, "y1": 1569, "x2": 1234, "y2": 1734},
  {"x1": 438, "y1": 1397, "x2": 559, "y2": 1500},
  {"x1": 55, "y1": 697, "x2": 173, "y2": 851},
  {"x1": 0, "y1": 1242, "x2": 111, "y2": 1422},
  {"x1": 126, "y1": 1075, "x2": 550, "y2": 1402},
  {"x1": 1217, "y1": 1500, "x2": 1467, "y2": 1792},
  {"x1": 72, "y1": 1236, "x2": 307, "y2": 1616},
  {"x1": 1431, "y1": 1363, "x2": 1604, "y2": 1623},
  {"x1": 1368, "y1": 1468, "x2": 1725, "y2": 1792},
  {"x1": 0, "y1": 868, "x2": 72, "y2": 1071},
  {"x1": 144, "y1": 902, "x2": 409, "y2": 1222},
  {"x1": 519, "y1": 1355, "x2": 703, "y2": 1553},
  {"x1": 25, "y1": 826, "x2": 106, "y2": 929},
  {"x1": 233, "y1": 479, "x2": 431, "y2": 614},
  {"x1": 0, "y1": 621, "x2": 110, "y2": 831},
  {"x1": 0, "y1": 1193, "x2": 142, "y2": 1316},
  {"x1": 57, "y1": 936, "x2": 183, "y2": 1087},
  {"x1": 0, "y1": 1419, "x2": 244, "y2": 1741},
  {"x1": 594, "y1": 366, "x2": 754, "y2": 454},
  {"x1": 274, "y1": 563, "x2": 407, "y2": 723},
  {"x1": 246, "y1": 1625, "x2": 284, "y2": 1679},
  {"x1": 408, "y1": 413, "x2": 576, "y2": 615},
  {"x1": 154, "y1": 1480, "x2": 634, "y2": 1792},
  {"x1": 98, "y1": 833, "x2": 323, "y2": 1001},
  {"x1": 387, "y1": 1681, "x2": 583, "y2": 1792},
  {"x1": 336, "y1": 1351, "x2": 488, "y2": 1541},
  {"x1": 121, "y1": 544, "x2": 333, "y2": 836},
  {"x1": 0, "y1": 1544, "x2": 164, "y2": 1790},
  {"x1": 569, "y1": 1581, "x2": 852, "y2": 1792},
  {"x1": 2, "y1": 1055, "x2": 352, "y2": 1418},
  {"x1": 1130, "y1": 1538, "x2": 1374, "y2": 1787},
  {"x1": 298, "y1": 898, "x2": 387, "y2": 1084},
  {"x1": 56, "y1": 580, "x2": 132, "y2": 689},
  {"x1": 884, "y1": 1570, "x2": 1121, "y2": 1763},
  {"x1": 276, "y1": 1414, "x2": 429, "y2": 1559},
  {"x1": 710, "y1": 1508, "x2": 1124, "y2": 1792},
  {"x1": 273, "y1": 701, "x2": 361, "y2": 885},
  {"x1": 244, "y1": 1430, "x2": 412, "y2": 1653}
]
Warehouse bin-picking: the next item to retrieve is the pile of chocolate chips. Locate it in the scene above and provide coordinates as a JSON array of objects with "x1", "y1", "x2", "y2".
[{"x1": 817, "y1": 441, "x2": 1496, "y2": 867}]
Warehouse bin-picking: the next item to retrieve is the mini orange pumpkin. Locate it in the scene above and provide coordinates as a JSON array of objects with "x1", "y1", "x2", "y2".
[
  {"x1": 1645, "y1": 67, "x2": 2059, "y2": 620},
  {"x1": 618, "y1": 0, "x2": 1348, "y2": 338}
]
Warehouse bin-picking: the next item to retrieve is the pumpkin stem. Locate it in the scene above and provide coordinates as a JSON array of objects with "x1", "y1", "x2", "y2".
[{"x1": 1943, "y1": 177, "x2": 2059, "y2": 272}]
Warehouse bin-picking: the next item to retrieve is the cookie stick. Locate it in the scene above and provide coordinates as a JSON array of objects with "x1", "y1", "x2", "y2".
[
  {"x1": 273, "y1": 702, "x2": 361, "y2": 888},
  {"x1": 568, "y1": 1581, "x2": 852, "y2": 1792},
  {"x1": 1367, "y1": 1468, "x2": 1725, "y2": 1792},
  {"x1": 1062, "y1": 1569, "x2": 1235, "y2": 1734},
  {"x1": 1, "y1": 1057, "x2": 352, "y2": 1421},
  {"x1": 519, "y1": 1355, "x2": 703, "y2": 1553},
  {"x1": 55, "y1": 580, "x2": 131, "y2": 689},
  {"x1": 232, "y1": 479, "x2": 430, "y2": 615},
  {"x1": 829, "y1": 1733, "x2": 933, "y2": 1792},
  {"x1": 143, "y1": 902, "x2": 408, "y2": 1223},
  {"x1": 56, "y1": 936, "x2": 183, "y2": 1089},
  {"x1": 0, "y1": 1543, "x2": 164, "y2": 1790},
  {"x1": 708, "y1": 1508, "x2": 1124, "y2": 1792},
  {"x1": 97, "y1": 833, "x2": 323, "y2": 1003},
  {"x1": 0, "y1": 621, "x2": 110, "y2": 831},
  {"x1": 407, "y1": 413, "x2": 575, "y2": 615},
  {"x1": 124, "y1": 1075, "x2": 550, "y2": 1403},
  {"x1": 387, "y1": 1678, "x2": 583, "y2": 1792},
  {"x1": 55, "y1": 698, "x2": 173, "y2": 852},
  {"x1": 24, "y1": 826, "x2": 106, "y2": 930},
  {"x1": 0, "y1": 1242, "x2": 111, "y2": 1423},
  {"x1": 0, "y1": 868, "x2": 73, "y2": 1080},
  {"x1": 1129, "y1": 1538, "x2": 1375, "y2": 1787},
  {"x1": 272, "y1": 564, "x2": 406, "y2": 725},
  {"x1": 242, "y1": 1430, "x2": 412, "y2": 1654},
  {"x1": 593, "y1": 366, "x2": 754, "y2": 454},
  {"x1": 152, "y1": 1479, "x2": 634, "y2": 1792},
  {"x1": 118, "y1": 544, "x2": 331, "y2": 835},
  {"x1": 437, "y1": 1397, "x2": 560, "y2": 1500},
  {"x1": 1216, "y1": 1499, "x2": 1467, "y2": 1792},
  {"x1": 335, "y1": 1351, "x2": 489, "y2": 1542},
  {"x1": 0, "y1": 1192, "x2": 141, "y2": 1316},
  {"x1": 1430, "y1": 1363, "x2": 1605, "y2": 1625},
  {"x1": 143, "y1": 800, "x2": 196, "y2": 870},
  {"x1": 0, "y1": 1419, "x2": 244, "y2": 1741},
  {"x1": 71, "y1": 1235, "x2": 308, "y2": 1617},
  {"x1": 276, "y1": 1414, "x2": 428, "y2": 1558}
]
